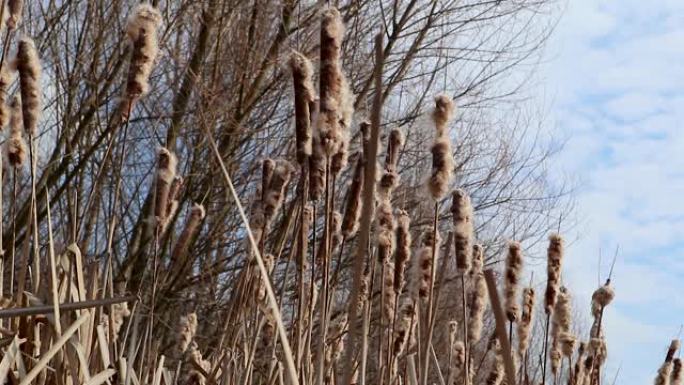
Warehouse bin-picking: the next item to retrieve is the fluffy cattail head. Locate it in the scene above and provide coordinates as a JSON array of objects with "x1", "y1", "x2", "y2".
[
  {"x1": 124, "y1": 3, "x2": 162, "y2": 103},
  {"x1": 7, "y1": 96, "x2": 26, "y2": 167},
  {"x1": 15, "y1": 37, "x2": 41, "y2": 137},
  {"x1": 452, "y1": 189, "x2": 474, "y2": 274},
  {"x1": 154, "y1": 147, "x2": 178, "y2": 224},
  {"x1": 386, "y1": 128, "x2": 404, "y2": 172},
  {"x1": 318, "y1": 6, "x2": 346, "y2": 157},
  {"x1": 672, "y1": 358, "x2": 683, "y2": 385},
  {"x1": 341, "y1": 153, "x2": 364, "y2": 237},
  {"x1": 468, "y1": 272, "x2": 488, "y2": 345},
  {"x1": 517, "y1": 287, "x2": 535, "y2": 358},
  {"x1": 394, "y1": 210, "x2": 412, "y2": 294},
  {"x1": 7, "y1": 0, "x2": 23, "y2": 30},
  {"x1": 432, "y1": 93, "x2": 455, "y2": 137},
  {"x1": 262, "y1": 159, "x2": 295, "y2": 224},
  {"x1": 471, "y1": 244, "x2": 484, "y2": 274},
  {"x1": 591, "y1": 282, "x2": 615, "y2": 318},
  {"x1": 0, "y1": 66, "x2": 14, "y2": 130},
  {"x1": 309, "y1": 135, "x2": 326, "y2": 201},
  {"x1": 178, "y1": 312, "x2": 198, "y2": 354},
  {"x1": 504, "y1": 241, "x2": 523, "y2": 322},
  {"x1": 667, "y1": 339, "x2": 681, "y2": 363},
  {"x1": 289, "y1": 51, "x2": 315, "y2": 164},
  {"x1": 427, "y1": 136, "x2": 454, "y2": 200},
  {"x1": 545, "y1": 233, "x2": 564, "y2": 313}
]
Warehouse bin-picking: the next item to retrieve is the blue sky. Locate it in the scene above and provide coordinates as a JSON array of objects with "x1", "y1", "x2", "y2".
[{"x1": 543, "y1": 0, "x2": 684, "y2": 382}]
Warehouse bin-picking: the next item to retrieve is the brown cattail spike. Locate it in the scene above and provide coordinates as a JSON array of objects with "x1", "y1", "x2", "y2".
[
  {"x1": 124, "y1": 3, "x2": 162, "y2": 104},
  {"x1": 0, "y1": 66, "x2": 13, "y2": 130},
  {"x1": 504, "y1": 241, "x2": 523, "y2": 322},
  {"x1": 15, "y1": 37, "x2": 41, "y2": 137},
  {"x1": 341, "y1": 153, "x2": 364, "y2": 237},
  {"x1": 451, "y1": 189, "x2": 474, "y2": 274},
  {"x1": 6, "y1": 96, "x2": 26, "y2": 167},
  {"x1": 154, "y1": 147, "x2": 177, "y2": 226},
  {"x1": 517, "y1": 287, "x2": 535, "y2": 360},
  {"x1": 318, "y1": 6, "x2": 346, "y2": 157},
  {"x1": 393, "y1": 210, "x2": 411, "y2": 294},
  {"x1": 427, "y1": 94, "x2": 455, "y2": 199},
  {"x1": 7, "y1": 0, "x2": 22, "y2": 30},
  {"x1": 289, "y1": 51, "x2": 315, "y2": 164},
  {"x1": 545, "y1": 233, "x2": 564, "y2": 314}
]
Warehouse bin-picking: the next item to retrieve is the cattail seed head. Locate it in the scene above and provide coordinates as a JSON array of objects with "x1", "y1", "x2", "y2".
[
  {"x1": 392, "y1": 295, "x2": 416, "y2": 357},
  {"x1": 386, "y1": 128, "x2": 404, "y2": 172},
  {"x1": 6, "y1": 96, "x2": 26, "y2": 167},
  {"x1": 341, "y1": 153, "x2": 364, "y2": 237},
  {"x1": 591, "y1": 282, "x2": 615, "y2": 318},
  {"x1": 178, "y1": 312, "x2": 198, "y2": 355},
  {"x1": 517, "y1": 287, "x2": 535, "y2": 359},
  {"x1": 394, "y1": 210, "x2": 411, "y2": 294},
  {"x1": 504, "y1": 241, "x2": 523, "y2": 322},
  {"x1": 672, "y1": 358, "x2": 682, "y2": 385},
  {"x1": 411, "y1": 230, "x2": 440, "y2": 300},
  {"x1": 170, "y1": 203, "x2": 206, "y2": 267},
  {"x1": 290, "y1": 51, "x2": 315, "y2": 164},
  {"x1": 545, "y1": 233, "x2": 564, "y2": 314},
  {"x1": 559, "y1": 331, "x2": 577, "y2": 358},
  {"x1": 154, "y1": 147, "x2": 177, "y2": 225},
  {"x1": 318, "y1": 6, "x2": 347, "y2": 157},
  {"x1": 7, "y1": 0, "x2": 22, "y2": 30},
  {"x1": 451, "y1": 189, "x2": 474, "y2": 274},
  {"x1": 124, "y1": 3, "x2": 162, "y2": 104},
  {"x1": 468, "y1": 271, "x2": 488, "y2": 345},
  {"x1": 471, "y1": 244, "x2": 484, "y2": 275},
  {"x1": 427, "y1": 94, "x2": 455, "y2": 199},
  {"x1": 0, "y1": 66, "x2": 14, "y2": 130},
  {"x1": 309, "y1": 134, "x2": 327, "y2": 201},
  {"x1": 15, "y1": 37, "x2": 41, "y2": 137},
  {"x1": 263, "y1": 159, "x2": 295, "y2": 225},
  {"x1": 432, "y1": 93, "x2": 455, "y2": 137},
  {"x1": 667, "y1": 340, "x2": 681, "y2": 363}
]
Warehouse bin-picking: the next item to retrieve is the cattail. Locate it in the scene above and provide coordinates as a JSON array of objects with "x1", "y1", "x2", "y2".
[
  {"x1": 573, "y1": 342, "x2": 587, "y2": 385},
  {"x1": 448, "y1": 340, "x2": 466, "y2": 385},
  {"x1": 262, "y1": 158, "x2": 275, "y2": 192},
  {"x1": 504, "y1": 241, "x2": 523, "y2": 322},
  {"x1": 15, "y1": 37, "x2": 41, "y2": 137},
  {"x1": 485, "y1": 349, "x2": 504, "y2": 385},
  {"x1": 545, "y1": 233, "x2": 564, "y2": 313},
  {"x1": 154, "y1": 147, "x2": 177, "y2": 226},
  {"x1": 472, "y1": 244, "x2": 484, "y2": 274},
  {"x1": 263, "y1": 159, "x2": 295, "y2": 225},
  {"x1": 589, "y1": 337, "x2": 607, "y2": 369},
  {"x1": 6, "y1": 96, "x2": 26, "y2": 167},
  {"x1": 667, "y1": 340, "x2": 681, "y2": 363},
  {"x1": 298, "y1": 203, "x2": 313, "y2": 270},
  {"x1": 290, "y1": 51, "x2": 315, "y2": 164},
  {"x1": 341, "y1": 153, "x2": 364, "y2": 237},
  {"x1": 7, "y1": 0, "x2": 22, "y2": 30},
  {"x1": 163, "y1": 176, "x2": 183, "y2": 230},
  {"x1": 178, "y1": 312, "x2": 198, "y2": 355},
  {"x1": 517, "y1": 287, "x2": 535, "y2": 359},
  {"x1": 185, "y1": 343, "x2": 211, "y2": 385},
  {"x1": 427, "y1": 94, "x2": 455, "y2": 200},
  {"x1": 309, "y1": 135, "x2": 326, "y2": 201},
  {"x1": 672, "y1": 358, "x2": 683, "y2": 385},
  {"x1": 467, "y1": 271, "x2": 488, "y2": 345},
  {"x1": 411, "y1": 230, "x2": 440, "y2": 300},
  {"x1": 379, "y1": 129, "x2": 404, "y2": 196},
  {"x1": 123, "y1": 3, "x2": 162, "y2": 105},
  {"x1": 0, "y1": 66, "x2": 13, "y2": 130},
  {"x1": 591, "y1": 282, "x2": 615, "y2": 318},
  {"x1": 318, "y1": 6, "x2": 346, "y2": 157},
  {"x1": 375, "y1": 198, "x2": 396, "y2": 263},
  {"x1": 451, "y1": 189, "x2": 474, "y2": 274},
  {"x1": 656, "y1": 341, "x2": 679, "y2": 385},
  {"x1": 560, "y1": 332, "x2": 577, "y2": 358},
  {"x1": 394, "y1": 210, "x2": 412, "y2": 294},
  {"x1": 392, "y1": 295, "x2": 416, "y2": 357},
  {"x1": 103, "y1": 301, "x2": 130, "y2": 343},
  {"x1": 325, "y1": 313, "x2": 348, "y2": 381},
  {"x1": 382, "y1": 259, "x2": 396, "y2": 322},
  {"x1": 552, "y1": 287, "x2": 572, "y2": 338},
  {"x1": 331, "y1": 126, "x2": 350, "y2": 176},
  {"x1": 170, "y1": 203, "x2": 206, "y2": 268}
]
